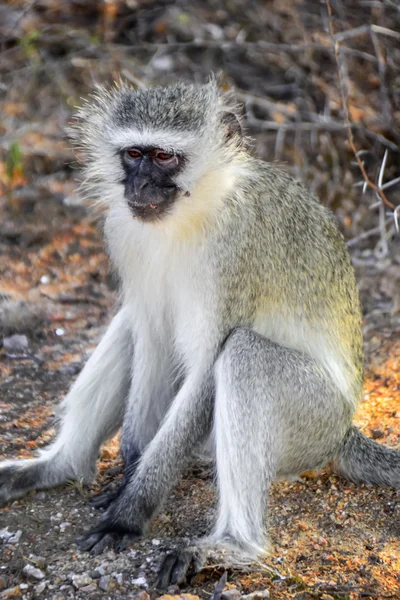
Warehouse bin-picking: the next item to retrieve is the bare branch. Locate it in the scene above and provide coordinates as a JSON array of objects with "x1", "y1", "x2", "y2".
[{"x1": 325, "y1": 0, "x2": 395, "y2": 211}]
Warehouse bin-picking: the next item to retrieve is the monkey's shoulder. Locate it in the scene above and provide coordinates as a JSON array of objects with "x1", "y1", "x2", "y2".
[{"x1": 229, "y1": 159, "x2": 345, "y2": 251}]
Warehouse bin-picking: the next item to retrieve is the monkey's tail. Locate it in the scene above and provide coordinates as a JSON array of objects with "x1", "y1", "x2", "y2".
[{"x1": 333, "y1": 425, "x2": 400, "y2": 488}]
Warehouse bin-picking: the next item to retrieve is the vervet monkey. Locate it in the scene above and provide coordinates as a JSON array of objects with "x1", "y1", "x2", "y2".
[{"x1": 0, "y1": 80, "x2": 399, "y2": 586}]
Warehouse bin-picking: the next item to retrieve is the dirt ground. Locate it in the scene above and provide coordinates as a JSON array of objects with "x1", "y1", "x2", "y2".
[{"x1": 1, "y1": 1, "x2": 400, "y2": 599}]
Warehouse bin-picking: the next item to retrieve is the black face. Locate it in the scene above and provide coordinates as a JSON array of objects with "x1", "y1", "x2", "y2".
[{"x1": 120, "y1": 146, "x2": 185, "y2": 221}]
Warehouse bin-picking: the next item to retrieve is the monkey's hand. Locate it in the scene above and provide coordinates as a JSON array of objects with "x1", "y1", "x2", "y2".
[
  {"x1": 156, "y1": 546, "x2": 207, "y2": 588},
  {"x1": 76, "y1": 519, "x2": 142, "y2": 555},
  {"x1": 76, "y1": 502, "x2": 144, "y2": 555},
  {"x1": 156, "y1": 542, "x2": 255, "y2": 588}
]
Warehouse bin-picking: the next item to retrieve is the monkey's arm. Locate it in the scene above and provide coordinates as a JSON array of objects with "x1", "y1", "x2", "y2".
[
  {"x1": 0, "y1": 307, "x2": 132, "y2": 505},
  {"x1": 77, "y1": 369, "x2": 214, "y2": 554}
]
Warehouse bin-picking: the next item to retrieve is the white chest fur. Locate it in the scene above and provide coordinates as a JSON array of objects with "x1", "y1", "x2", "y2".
[{"x1": 104, "y1": 207, "x2": 216, "y2": 374}]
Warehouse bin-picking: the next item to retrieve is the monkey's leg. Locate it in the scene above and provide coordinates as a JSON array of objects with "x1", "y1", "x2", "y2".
[
  {"x1": 92, "y1": 338, "x2": 179, "y2": 512},
  {"x1": 0, "y1": 308, "x2": 132, "y2": 506},
  {"x1": 158, "y1": 328, "x2": 351, "y2": 586},
  {"x1": 77, "y1": 370, "x2": 214, "y2": 554},
  {"x1": 210, "y1": 327, "x2": 351, "y2": 557}
]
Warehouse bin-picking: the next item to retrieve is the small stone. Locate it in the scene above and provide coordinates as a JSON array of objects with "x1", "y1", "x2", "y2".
[
  {"x1": 243, "y1": 591, "x2": 270, "y2": 600},
  {"x1": 151, "y1": 538, "x2": 161, "y2": 546},
  {"x1": 135, "y1": 592, "x2": 150, "y2": 600},
  {"x1": 90, "y1": 571, "x2": 100, "y2": 580},
  {"x1": 33, "y1": 582, "x2": 47, "y2": 596},
  {"x1": 72, "y1": 575, "x2": 93, "y2": 589},
  {"x1": 81, "y1": 583, "x2": 98, "y2": 593},
  {"x1": 59, "y1": 522, "x2": 71, "y2": 532},
  {"x1": 0, "y1": 576, "x2": 8, "y2": 590},
  {"x1": 221, "y1": 589, "x2": 241, "y2": 600},
  {"x1": 8, "y1": 531, "x2": 22, "y2": 544},
  {"x1": 93, "y1": 564, "x2": 107, "y2": 577},
  {"x1": 132, "y1": 576, "x2": 147, "y2": 588},
  {"x1": 371, "y1": 429, "x2": 384, "y2": 439},
  {"x1": 23, "y1": 565, "x2": 45, "y2": 581},
  {"x1": 98, "y1": 576, "x2": 117, "y2": 592},
  {"x1": 0, "y1": 586, "x2": 22, "y2": 598},
  {"x1": 29, "y1": 556, "x2": 46, "y2": 570},
  {"x1": 3, "y1": 335, "x2": 28, "y2": 353},
  {"x1": 157, "y1": 596, "x2": 199, "y2": 600},
  {"x1": 0, "y1": 528, "x2": 12, "y2": 542}
]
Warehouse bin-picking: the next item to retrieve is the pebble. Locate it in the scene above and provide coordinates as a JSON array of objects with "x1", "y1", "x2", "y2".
[
  {"x1": 23, "y1": 565, "x2": 45, "y2": 581},
  {"x1": 243, "y1": 591, "x2": 270, "y2": 600},
  {"x1": 98, "y1": 576, "x2": 117, "y2": 592},
  {"x1": 0, "y1": 528, "x2": 12, "y2": 542},
  {"x1": 8, "y1": 531, "x2": 22, "y2": 544},
  {"x1": 0, "y1": 528, "x2": 22, "y2": 544},
  {"x1": 371, "y1": 428, "x2": 384, "y2": 439},
  {"x1": 72, "y1": 575, "x2": 94, "y2": 589},
  {"x1": 80, "y1": 583, "x2": 98, "y2": 593},
  {"x1": 157, "y1": 595, "x2": 199, "y2": 600},
  {"x1": 28, "y1": 556, "x2": 46, "y2": 570},
  {"x1": 221, "y1": 590, "x2": 241, "y2": 600},
  {"x1": 132, "y1": 576, "x2": 147, "y2": 588},
  {"x1": 3, "y1": 335, "x2": 28, "y2": 353},
  {"x1": 33, "y1": 582, "x2": 47, "y2": 596},
  {"x1": 135, "y1": 592, "x2": 150, "y2": 600},
  {"x1": 93, "y1": 563, "x2": 108, "y2": 577},
  {"x1": 0, "y1": 576, "x2": 8, "y2": 590},
  {"x1": 0, "y1": 586, "x2": 22, "y2": 598}
]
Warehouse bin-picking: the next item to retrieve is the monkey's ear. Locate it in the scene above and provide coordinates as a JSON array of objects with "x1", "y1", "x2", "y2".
[{"x1": 220, "y1": 111, "x2": 242, "y2": 142}]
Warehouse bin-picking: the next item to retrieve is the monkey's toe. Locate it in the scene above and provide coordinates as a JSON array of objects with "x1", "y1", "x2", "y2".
[
  {"x1": 77, "y1": 531, "x2": 114, "y2": 554},
  {"x1": 0, "y1": 462, "x2": 38, "y2": 506},
  {"x1": 90, "y1": 490, "x2": 120, "y2": 510},
  {"x1": 156, "y1": 546, "x2": 206, "y2": 589},
  {"x1": 77, "y1": 519, "x2": 141, "y2": 555}
]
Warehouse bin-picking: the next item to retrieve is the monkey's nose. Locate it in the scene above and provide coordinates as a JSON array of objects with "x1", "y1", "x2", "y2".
[{"x1": 133, "y1": 179, "x2": 149, "y2": 196}]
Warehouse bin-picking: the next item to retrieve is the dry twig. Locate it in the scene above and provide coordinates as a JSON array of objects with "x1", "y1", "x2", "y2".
[{"x1": 325, "y1": 0, "x2": 395, "y2": 212}]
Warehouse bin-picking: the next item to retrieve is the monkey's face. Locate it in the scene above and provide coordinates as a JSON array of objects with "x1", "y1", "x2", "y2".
[{"x1": 121, "y1": 146, "x2": 185, "y2": 221}]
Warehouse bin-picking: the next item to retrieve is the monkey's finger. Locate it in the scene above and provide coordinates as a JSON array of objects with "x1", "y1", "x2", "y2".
[
  {"x1": 155, "y1": 552, "x2": 179, "y2": 589},
  {"x1": 90, "y1": 490, "x2": 119, "y2": 510},
  {"x1": 76, "y1": 531, "x2": 105, "y2": 552},
  {"x1": 89, "y1": 533, "x2": 116, "y2": 555},
  {"x1": 170, "y1": 548, "x2": 194, "y2": 585},
  {"x1": 115, "y1": 533, "x2": 136, "y2": 552}
]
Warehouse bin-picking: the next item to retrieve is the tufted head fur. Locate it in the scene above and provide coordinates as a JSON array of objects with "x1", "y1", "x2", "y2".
[{"x1": 71, "y1": 78, "x2": 246, "y2": 213}]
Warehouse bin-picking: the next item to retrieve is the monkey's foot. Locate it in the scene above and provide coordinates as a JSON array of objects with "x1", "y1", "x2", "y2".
[
  {"x1": 76, "y1": 518, "x2": 142, "y2": 555},
  {"x1": 156, "y1": 546, "x2": 207, "y2": 588},
  {"x1": 90, "y1": 489, "x2": 120, "y2": 511},
  {"x1": 0, "y1": 460, "x2": 46, "y2": 506}
]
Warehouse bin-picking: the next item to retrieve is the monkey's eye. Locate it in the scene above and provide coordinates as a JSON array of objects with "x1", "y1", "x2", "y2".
[
  {"x1": 155, "y1": 151, "x2": 174, "y2": 161},
  {"x1": 126, "y1": 148, "x2": 142, "y2": 159}
]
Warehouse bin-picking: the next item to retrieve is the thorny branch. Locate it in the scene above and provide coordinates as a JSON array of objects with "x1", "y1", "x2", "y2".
[{"x1": 325, "y1": 0, "x2": 396, "y2": 217}]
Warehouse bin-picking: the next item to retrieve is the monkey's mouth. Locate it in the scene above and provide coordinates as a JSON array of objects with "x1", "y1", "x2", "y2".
[{"x1": 127, "y1": 198, "x2": 175, "y2": 222}]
